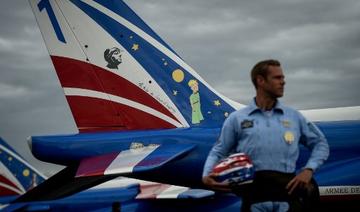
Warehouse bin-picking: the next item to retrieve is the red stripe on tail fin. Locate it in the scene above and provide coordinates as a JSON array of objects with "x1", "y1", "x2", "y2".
[{"x1": 51, "y1": 56, "x2": 179, "y2": 132}]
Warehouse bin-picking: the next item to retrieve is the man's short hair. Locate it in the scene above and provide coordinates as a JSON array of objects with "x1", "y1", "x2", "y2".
[{"x1": 251, "y1": 59, "x2": 281, "y2": 88}]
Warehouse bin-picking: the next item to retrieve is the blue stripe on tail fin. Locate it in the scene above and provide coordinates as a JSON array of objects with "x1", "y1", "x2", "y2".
[
  {"x1": 30, "y1": 0, "x2": 244, "y2": 132},
  {"x1": 69, "y1": 0, "x2": 241, "y2": 127}
]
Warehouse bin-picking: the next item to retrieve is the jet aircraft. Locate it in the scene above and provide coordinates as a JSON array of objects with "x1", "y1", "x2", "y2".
[
  {"x1": 1, "y1": 137, "x2": 242, "y2": 211},
  {"x1": 1, "y1": 0, "x2": 360, "y2": 210}
]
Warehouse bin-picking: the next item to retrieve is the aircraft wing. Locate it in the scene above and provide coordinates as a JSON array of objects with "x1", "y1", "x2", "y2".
[
  {"x1": 4, "y1": 177, "x2": 215, "y2": 211},
  {"x1": 13, "y1": 142, "x2": 204, "y2": 203},
  {"x1": 90, "y1": 177, "x2": 214, "y2": 199},
  {"x1": 76, "y1": 143, "x2": 196, "y2": 177},
  {"x1": 1, "y1": 137, "x2": 215, "y2": 211}
]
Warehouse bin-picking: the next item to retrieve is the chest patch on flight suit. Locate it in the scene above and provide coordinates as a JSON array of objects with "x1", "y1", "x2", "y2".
[
  {"x1": 241, "y1": 120, "x2": 254, "y2": 129},
  {"x1": 282, "y1": 120, "x2": 291, "y2": 128}
]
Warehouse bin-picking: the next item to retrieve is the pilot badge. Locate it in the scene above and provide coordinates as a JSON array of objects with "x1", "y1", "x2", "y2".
[
  {"x1": 241, "y1": 120, "x2": 254, "y2": 129},
  {"x1": 284, "y1": 131, "x2": 294, "y2": 144},
  {"x1": 282, "y1": 120, "x2": 291, "y2": 128}
]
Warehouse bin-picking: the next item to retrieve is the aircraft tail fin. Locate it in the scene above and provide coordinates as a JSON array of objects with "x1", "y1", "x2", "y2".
[
  {"x1": 29, "y1": 0, "x2": 242, "y2": 132},
  {"x1": 0, "y1": 137, "x2": 46, "y2": 199}
]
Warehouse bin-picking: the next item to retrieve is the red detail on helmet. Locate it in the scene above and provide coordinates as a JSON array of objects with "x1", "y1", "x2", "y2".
[{"x1": 212, "y1": 153, "x2": 252, "y2": 174}]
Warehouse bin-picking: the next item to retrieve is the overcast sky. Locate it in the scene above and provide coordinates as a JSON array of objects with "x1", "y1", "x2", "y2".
[{"x1": 0, "y1": 0, "x2": 359, "y2": 175}]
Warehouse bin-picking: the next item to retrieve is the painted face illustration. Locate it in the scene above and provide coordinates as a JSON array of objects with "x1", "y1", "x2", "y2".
[{"x1": 104, "y1": 47, "x2": 123, "y2": 69}]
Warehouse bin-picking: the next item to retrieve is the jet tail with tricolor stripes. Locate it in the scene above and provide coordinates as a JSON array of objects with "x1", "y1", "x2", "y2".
[
  {"x1": 0, "y1": 137, "x2": 46, "y2": 205},
  {"x1": 29, "y1": 0, "x2": 242, "y2": 133}
]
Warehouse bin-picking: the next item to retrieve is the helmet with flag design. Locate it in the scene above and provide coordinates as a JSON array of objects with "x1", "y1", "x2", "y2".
[{"x1": 212, "y1": 153, "x2": 254, "y2": 185}]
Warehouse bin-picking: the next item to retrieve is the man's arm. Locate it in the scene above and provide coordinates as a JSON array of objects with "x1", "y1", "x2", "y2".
[
  {"x1": 202, "y1": 114, "x2": 239, "y2": 191},
  {"x1": 299, "y1": 115, "x2": 330, "y2": 171},
  {"x1": 287, "y1": 113, "x2": 329, "y2": 194}
]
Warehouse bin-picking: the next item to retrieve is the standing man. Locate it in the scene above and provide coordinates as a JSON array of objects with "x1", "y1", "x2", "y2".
[{"x1": 202, "y1": 59, "x2": 329, "y2": 211}]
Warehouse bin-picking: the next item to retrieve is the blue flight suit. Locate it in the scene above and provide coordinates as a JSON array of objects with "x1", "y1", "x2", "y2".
[{"x1": 203, "y1": 99, "x2": 329, "y2": 211}]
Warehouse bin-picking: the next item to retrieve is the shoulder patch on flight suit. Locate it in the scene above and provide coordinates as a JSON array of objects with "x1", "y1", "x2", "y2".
[{"x1": 241, "y1": 120, "x2": 254, "y2": 129}]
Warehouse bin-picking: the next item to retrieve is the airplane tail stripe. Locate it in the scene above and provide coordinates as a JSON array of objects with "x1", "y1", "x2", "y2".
[
  {"x1": 0, "y1": 175, "x2": 18, "y2": 190},
  {"x1": 76, "y1": 152, "x2": 119, "y2": 177},
  {"x1": 68, "y1": 0, "x2": 241, "y2": 128},
  {"x1": 52, "y1": 56, "x2": 180, "y2": 122},
  {"x1": 32, "y1": 0, "x2": 241, "y2": 130},
  {"x1": 66, "y1": 96, "x2": 176, "y2": 131},
  {"x1": 74, "y1": 0, "x2": 239, "y2": 109},
  {"x1": 136, "y1": 183, "x2": 171, "y2": 199},
  {"x1": 156, "y1": 186, "x2": 189, "y2": 199},
  {"x1": 0, "y1": 144, "x2": 46, "y2": 180},
  {"x1": 104, "y1": 145, "x2": 160, "y2": 175},
  {"x1": 0, "y1": 138, "x2": 46, "y2": 197},
  {"x1": 64, "y1": 88, "x2": 183, "y2": 128},
  {"x1": 92, "y1": 0, "x2": 178, "y2": 56},
  {"x1": 77, "y1": 0, "x2": 204, "y2": 85},
  {"x1": 0, "y1": 163, "x2": 25, "y2": 195},
  {"x1": 76, "y1": 145, "x2": 161, "y2": 177},
  {"x1": 0, "y1": 182, "x2": 23, "y2": 196}
]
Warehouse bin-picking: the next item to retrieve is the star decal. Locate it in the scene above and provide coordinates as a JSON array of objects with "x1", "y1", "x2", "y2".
[
  {"x1": 214, "y1": 100, "x2": 221, "y2": 106},
  {"x1": 173, "y1": 90, "x2": 178, "y2": 96},
  {"x1": 162, "y1": 58, "x2": 168, "y2": 66},
  {"x1": 224, "y1": 112, "x2": 229, "y2": 117},
  {"x1": 132, "y1": 43, "x2": 139, "y2": 51}
]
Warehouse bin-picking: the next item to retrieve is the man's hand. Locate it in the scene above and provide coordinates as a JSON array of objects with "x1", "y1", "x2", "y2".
[
  {"x1": 202, "y1": 173, "x2": 231, "y2": 192},
  {"x1": 286, "y1": 169, "x2": 313, "y2": 195}
]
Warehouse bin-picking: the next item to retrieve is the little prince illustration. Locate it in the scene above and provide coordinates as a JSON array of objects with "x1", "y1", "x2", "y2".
[{"x1": 188, "y1": 79, "x2": 204, "y2": 124}]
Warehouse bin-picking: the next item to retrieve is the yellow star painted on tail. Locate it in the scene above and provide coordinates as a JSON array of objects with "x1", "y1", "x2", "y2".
[
  {"x1": 214, "y1": 100, "x2": 221, "y2": 106},
  {"x1": 132, "y1": 44, "x2": 139, "y2": 51}
]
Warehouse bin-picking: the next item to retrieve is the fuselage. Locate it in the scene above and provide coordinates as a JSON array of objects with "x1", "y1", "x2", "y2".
[{"x1": 30, "y1": 120, "x2": 360, "y2": 189}]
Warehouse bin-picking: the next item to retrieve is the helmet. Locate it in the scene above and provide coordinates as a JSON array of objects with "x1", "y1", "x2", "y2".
[{"x1": 212, "y1": 153, "x2": 254, "y2": 185}]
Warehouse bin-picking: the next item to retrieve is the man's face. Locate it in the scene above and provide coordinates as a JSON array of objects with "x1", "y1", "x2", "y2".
[{"x1": 261, "y1": 65, "x2": 285, "y2": 98}]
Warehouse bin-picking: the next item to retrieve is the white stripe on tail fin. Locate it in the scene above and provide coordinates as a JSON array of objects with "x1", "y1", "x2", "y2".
[{"x1": 29, "y1": 0, "x2": 243, "y2": 132}]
